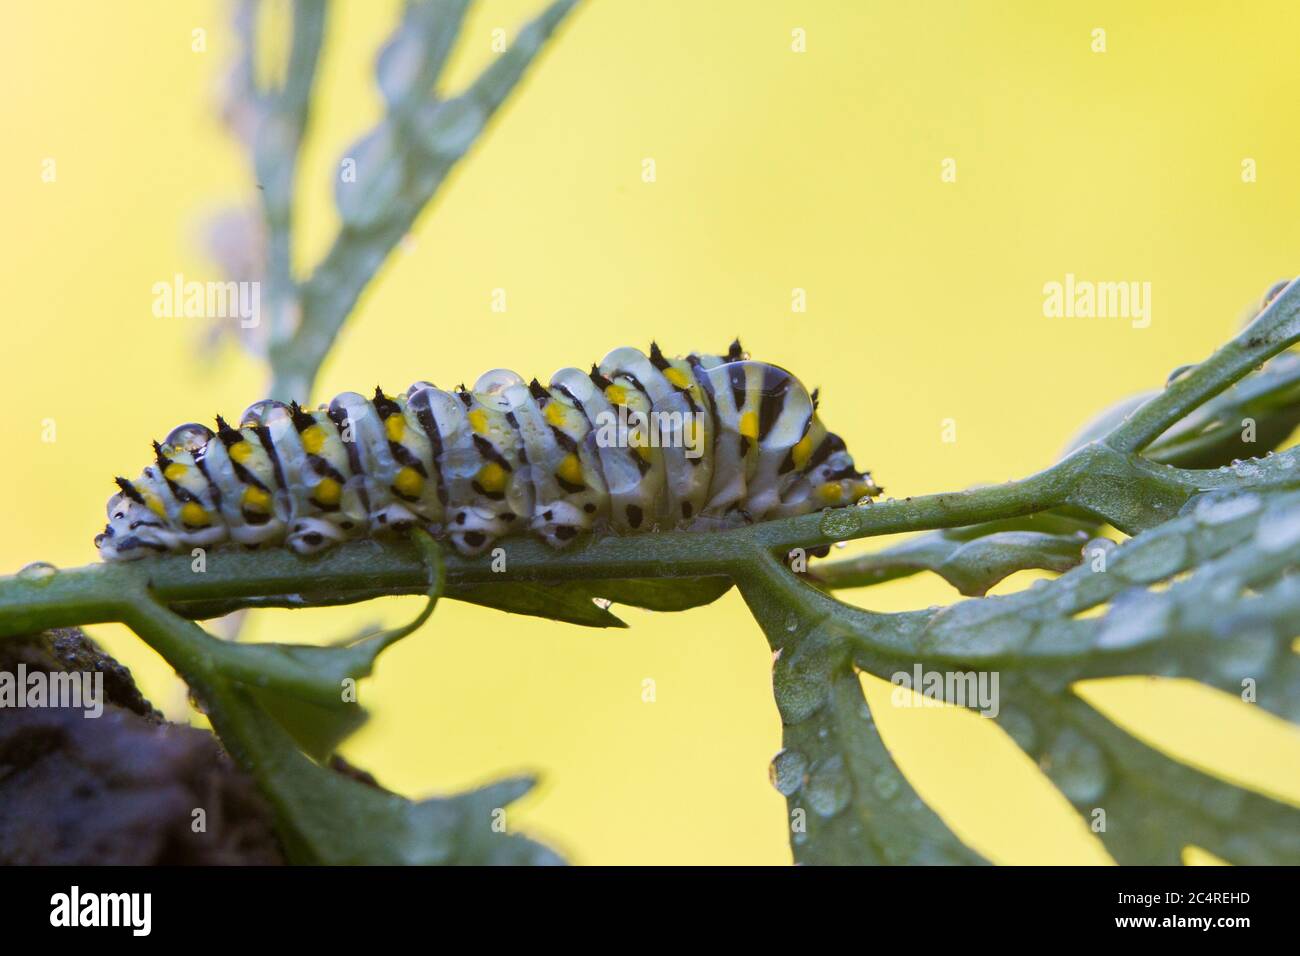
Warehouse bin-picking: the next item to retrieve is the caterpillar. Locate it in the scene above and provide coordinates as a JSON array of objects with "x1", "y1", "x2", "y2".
[{"x1": 95, "y1": 341, "x2": 879, "y2": 560}]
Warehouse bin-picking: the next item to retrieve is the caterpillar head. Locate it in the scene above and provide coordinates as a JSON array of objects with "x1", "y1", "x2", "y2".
[{"x1": 94, "y1": 488, "x2": 179, "y2": 561}]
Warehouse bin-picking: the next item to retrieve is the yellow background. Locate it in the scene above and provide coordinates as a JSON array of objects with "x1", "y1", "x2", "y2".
[{"x1": 3, "y1": 0, "x2": 1298, "y2": 864}]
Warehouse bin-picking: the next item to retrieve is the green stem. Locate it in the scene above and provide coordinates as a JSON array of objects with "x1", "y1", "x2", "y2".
[
  {"x1": 1107, "y1": 277, "x2": 1299, "y2": 453},
  {"x1": 3, "y1": 280, "x2": 1298, "y2": 640}
]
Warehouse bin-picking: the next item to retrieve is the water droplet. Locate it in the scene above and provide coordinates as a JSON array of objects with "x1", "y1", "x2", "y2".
[
  {"x1": 1165, "y1": 364, "x2": 1196, "y2": 386},
  {"x1": 819, "y1": 509, "x2": 860, "y2": 539},
  {"x1": 240, "y1": 399, "x2": 288, "y2": 427},
  {"x1": 416, "y1": 96, "x2": 487, "y2": 159},
  {"x1": 783, "y1": 613, "x2": 799, "y2": 633},
  {"x1": 805, "y1": 756, "x2": 851, "y2": 817},
  {"x1": 1096, "y1": 588, "x2": 1169, "y2": 649},
  {"x1": 855, "y1": 495, "x2": 874, "y2": 507},
  {"x1": 592, "y1": 597, "x2": 613, "y2": 610},
  {"x1": 1210, "y1": 626, "x2": 1276, "y2": 680},
  {"x1": 769, "y1": 749, "x2": 808, "y2": 796},
  {"x1": 1111, "y1": 532, "x2": 1187, "y2": 583},
  {"x1": 1256, "y1": 507, "x2": 1300, "y2": 553},
  {"x1": 871, "y1": 769, "x2": 900, "y2": 801},
  {"x1": 1193, "y1": 492, "x2": 1261, "y2": 526},
  {"x1": 163, "y1": 422, "x2": 215, "y2": 452},
  {"x1": 18, "y1": 561, "x2": 57, "y2": 585},
  {"x1": 834, "y1": 540, "x2": 848, "y2": 549},
  {"x1": 473, "y1": 368, "x2": 526, "y2": 408},
  {"x1": 1045, "y1": 729, "x2": 1108, "y2": 803}
]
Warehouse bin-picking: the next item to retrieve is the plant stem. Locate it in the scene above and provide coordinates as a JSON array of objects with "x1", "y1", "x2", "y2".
[{"x1": 2, "y1": 278, "x2": 1297, "y2": 640}]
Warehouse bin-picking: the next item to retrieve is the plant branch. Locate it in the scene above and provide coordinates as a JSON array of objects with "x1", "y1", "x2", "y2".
[
  {"x1": 267, "y1": 0, "x2": 581, "y2": 401},
  {"x1": 4, "y1": 278, "x2": 1298, "y2": 639}
]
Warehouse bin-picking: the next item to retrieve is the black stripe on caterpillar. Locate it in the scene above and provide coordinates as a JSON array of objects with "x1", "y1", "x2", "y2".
[{"x1": 95, "y1": 342, "x2": 880, "y2": 560}]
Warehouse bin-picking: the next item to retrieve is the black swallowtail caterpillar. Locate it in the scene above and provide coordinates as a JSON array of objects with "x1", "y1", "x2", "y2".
[{"x1": 96, "y1": 341, "x2": 879, "y2": 560}]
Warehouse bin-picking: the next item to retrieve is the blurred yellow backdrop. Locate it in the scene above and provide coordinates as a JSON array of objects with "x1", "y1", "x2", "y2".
[{"x1": 3, "y1": 0, "x2": 1298, "y2": 864}]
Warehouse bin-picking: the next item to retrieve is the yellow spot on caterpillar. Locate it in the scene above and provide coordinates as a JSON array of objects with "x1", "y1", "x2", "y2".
[
  {"x1": 300, "y1": 425, "x2": 326, "y2": 455},
  {"x1": 242, "y1": 486, "x2": 272, "y2": 512},
  {"x1": 663, "y1": 367, "x2": 690, "y2": 389},
  {"x1": 163, "y1": 463, "x2": 188, "y2": 482},
  {"x1": 792, "y1": 433, "x2": 815, "y2": 470},
  {"x1": 739, "y1": 412, "x2": 759, "y2": 441},
  {"x1": 385, "y1": 414, "x2": 405, "y2": 442},
  {"x1": 556, "y1": 453, "x2": 583, "y2": 486},
  {"x1": 394, "y1": 466, "x2": 424, "y2": 498},
  {"x1": 312, "y1": 477, "x2": 341, "y2": 506},
  {"x1": 229, "y1": 440, "x2": 254, "y2": 464},
  {"x1": 144, "y1": 493, "x2": 166, "y2": 518},
  {"x1": 180, "y1": 502, "x2": 210, "y2": 528},
  {"x1": 634, "y1": 443, "x2": 653, "y2": 463},
  {"x1": 468, "y1": 408, "x2": 489, "y2": 434},
  {"x1": 816, "y1": 483, "x2": 843, "y2": 503},
  {"x1": 476, "y1": 461, "x2": 507, "y2": 494},
  {"x1": 544, "y1": 401, "x2": 568, "y2": 427},
  {"x1": 604, "y1": 384, "x2": 627, "y2": 405}
]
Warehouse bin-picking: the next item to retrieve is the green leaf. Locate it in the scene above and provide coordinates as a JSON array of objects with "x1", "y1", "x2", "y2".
[
  {"x1": 118, "y1": 535, "x2": 561, "y2": 864},
  {"x1": 235, "y1": 531, "x2": 444, "y2": 757},
  {"x1": 591, "y1": 576, "x2": 732, "y2": 612},
  {"x1": 375, "y1": 0, "x2": 470, "y2": 111},
  {"x1": 448, "y1": 575, "x2": 731, "y2": 627},
  {"x1": 813, "y1": 528, "x2": 1087, "y2": 596},
  {"x1": 273, "y1": 0, "x2": 583, "y2": 401},
  {"x1": 219, "y1": 682, "x2": 560, "y2": 865},
  {"x1": 738, "y1": 554, "x2": 987, "y2": 864},
  {"x1": 997, "y1": 679, "x2": 1300, "y2": 865},
  {"x1": 1067, "y1": 351, "x2": 1300, "y2": 469},
  {"x1": 245, "y1": 689, "x2": 368, "y2": 763},
  {"x1": 451, "y1": 581, "x2": 628, "y2": 628}
]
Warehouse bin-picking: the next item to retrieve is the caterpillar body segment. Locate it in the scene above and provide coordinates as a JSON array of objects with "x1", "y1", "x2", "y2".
[{"x1": 95, "y1": 342, "x2": 880, "y2": 561}]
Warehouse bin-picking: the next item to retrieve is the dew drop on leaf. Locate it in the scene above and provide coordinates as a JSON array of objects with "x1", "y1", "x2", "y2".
[
  {"x1": 1044, "y1": 729, "x2": 1108, "y2": 804},
  {"x1": 871, "y1": 768, "x2": 900, "y2": 801},
  {"x1": 805, "y1": 756, "x2": 851, "y2": 817},
  {"x1": 773, "y1": 675, "x2": 827, "y2": 724},
  {"x1": 769, "y1": 749, "x2": 808, "y2": 796},
  {"x1": 1111, "y1": 532, "x2": 1187, "y2": 584},
  {"x1": 1256, "y1": 507, "x2": 1300, "y2": 553},
  {"x1": 17, "y1": 561, "x2": 57, "y2": 586},
  {"x1": 819, "y1": 509, "x2": 860, "y2": 539},
  {"x1": 1095, "y1": 588, "x2": 1169, "y2": 650},
  {"x1": 1210, "y1": 626, "x2": 1277, "y2": 680},
  {"x1": 1193, "y1": 492, "x2": 1261, "y2": 526}
]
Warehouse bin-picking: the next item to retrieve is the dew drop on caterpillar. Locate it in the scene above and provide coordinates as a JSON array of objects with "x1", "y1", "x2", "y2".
[{"x1": 94, "y1": 342, "x2": 880, "y2": 560}]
